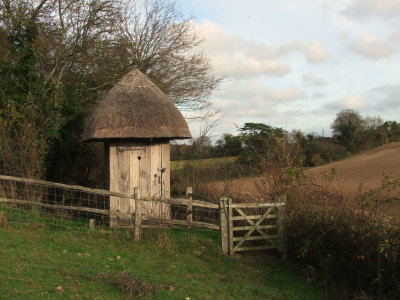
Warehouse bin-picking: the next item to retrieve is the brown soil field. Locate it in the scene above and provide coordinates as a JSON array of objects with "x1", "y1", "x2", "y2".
[
  {"x1": 306, "y1": 142, "x2": 400, "y2": 199},
  {"x1": 207, "y1": 142, "x2": 400, "y2": 202}
]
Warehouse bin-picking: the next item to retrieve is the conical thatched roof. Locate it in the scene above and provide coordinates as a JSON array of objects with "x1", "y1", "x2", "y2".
[{"x1": 82, "y1": 69, "x2": 191, "y2": 141}]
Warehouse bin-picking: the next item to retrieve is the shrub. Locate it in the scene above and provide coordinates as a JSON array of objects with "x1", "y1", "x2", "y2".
[
  {"x1": 249, "y1": 135, "x2": 400, "y2": 298},
  {"x1": 282, "y1": 175, "x2": 400, "y2": 298},
  {"x1": 287, "y1": 198, "x2": 399, "y2": 297}
]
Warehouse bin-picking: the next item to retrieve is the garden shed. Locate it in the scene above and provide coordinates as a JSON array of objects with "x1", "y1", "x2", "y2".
[{"x1": 81, "y1": 68, "x2": 191, "y2": 225}]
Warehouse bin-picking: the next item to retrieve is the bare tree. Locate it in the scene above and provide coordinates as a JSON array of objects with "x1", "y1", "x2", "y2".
[
  {"x1": 120, "y1": 0, "x2": 222, "y2": 114},
  {"x1": 0, "y1": 0, "x2": 221, "y2": 180},
  {"x1": 1, "y1": 0, "x2": 221, "y2": 111}
]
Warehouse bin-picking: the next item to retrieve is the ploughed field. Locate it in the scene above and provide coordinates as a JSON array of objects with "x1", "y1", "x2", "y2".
[
  {"x1": 307, "y1": 142, "x2": 400, "y2": 199},
  {"x1": 198, "y1": 143, "x2": 400, "y2": 209}
]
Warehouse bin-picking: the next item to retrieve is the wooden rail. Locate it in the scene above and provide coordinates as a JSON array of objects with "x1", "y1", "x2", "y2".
[
  {"x1": 0, "y1": 175, "x2": 127, "y2": 198},
  {"x1": 140, "y1": 197, "x2": 219, "y2": 209},
  {"x1": 0, "y1": 198, "x2": 131, "y2": 218},
  {"x1": 139, "y1": 197, "x2": 220, "y2": 230},
  {"x1": 229, "y1": 202, "x2": 285, "y2": 208},
  {"x1": 0, "y1": 174, "x2": 288, "y2": 258},
  {"x1": 142, "y1": 218, "x2": 219, "y2": 230}
]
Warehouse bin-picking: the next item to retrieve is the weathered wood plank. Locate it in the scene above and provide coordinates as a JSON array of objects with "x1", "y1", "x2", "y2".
[
  {"x1": 104, "y1": 142, "x2": 110, "y2": 190},
  {"x1": 141, "y1": 224, "x2": 170, "y2": 229},
  {"x1": 187, "y1": 197, "x2": 193, "y2": 231},
  {"x1": 150, "y1": 143, "x2": 161, "y2": 198},
  {"x1": 134, "y1": 199, "x2": 142, "y2": 241},
  {"x1": 233, "y1": 208, "x2": 273, "y2": 251},
  {"x1": 88, "y1": 219, "x2": 95, "y2": 229},
  {"x1": 234, "y1": 245, "x2": 278, "y2": 252},
  {"x1": 140, "y1": 197, "x2": 219, "y2": 209},
  {"x1": 109, "y1": 144, "x2": 119, "y2": 227},
  {"x1": 219, "y1": 197, "x2": 229, "y2": 254},
  {"x1": 0, "y1": 174, "x2": 126, "y2": 198},
  {"x1": 230, "y1": 202, "x2": 285, "y2": 208},
  {"x1": 228, "y1": 198, "x2": 234, "y2": 255},
  {"x1": 233, "y1": 225, "x2": 277, "y2": 231},
  {"x1": 161, "y1": 142, "x2": 171, "y2": 198},
  {"x1": 118, "y1": 146, "x2": 130, "y2": 214},
  {"x1": 142, "y1": 145, "x2": 151, "y2": 198},
  {"x1": 143, "y1": 217, "x2": 219, "y2": 230},
  {"x1": 234, "y1": 208, "x2": 272, "y2": 239},
  {"x1": 277, "y1": 204, "x2": 287, "y2": 260},
  {"x1": 232, "y1": 235, "x2": 278, "y2": 242},
  {"x1": 232, "y1": 214, "x2": 277, "y2": 220},
  {"x1": 228, "y1": 202, "x2": 285, "y2": 208}
]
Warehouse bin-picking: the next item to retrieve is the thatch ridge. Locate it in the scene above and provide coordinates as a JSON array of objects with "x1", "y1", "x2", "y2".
[{"x1": 82, "y1": 69, "x2": 192, "y2": 141}]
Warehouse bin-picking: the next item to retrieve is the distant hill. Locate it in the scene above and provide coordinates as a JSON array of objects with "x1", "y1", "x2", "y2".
[
  {"x1": 307, "y1": 142, "x2": 400, "y2": 199},
  {"x1": 207, "y1": 143, "x2": 400, "y2": 203}
]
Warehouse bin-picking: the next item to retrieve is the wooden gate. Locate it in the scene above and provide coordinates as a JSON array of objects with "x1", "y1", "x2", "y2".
[{"x1": 219, "y1": 198, "x2": 286, "y2": 258}]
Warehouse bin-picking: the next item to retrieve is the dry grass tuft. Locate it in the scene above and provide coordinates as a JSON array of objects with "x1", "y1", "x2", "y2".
[
  {"x1": 155, "y1": 230, "x2": 174, "y2": 251},
  {"x1": 0, "y1": 211, "x2": 8, "y2": 227},
  {"x1": 111, "y1": 271, "x2": 156, "y2": 297}
]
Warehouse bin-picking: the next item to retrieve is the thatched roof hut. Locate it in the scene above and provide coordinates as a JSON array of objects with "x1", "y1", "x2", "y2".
[{"x1": 82, "y1": 68, "x2": 191, "y2": 141}]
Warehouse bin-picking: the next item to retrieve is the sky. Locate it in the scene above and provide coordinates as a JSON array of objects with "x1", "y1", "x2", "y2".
[{"x1": 174, "y1": 0, "x2": 400, "y2": 139}]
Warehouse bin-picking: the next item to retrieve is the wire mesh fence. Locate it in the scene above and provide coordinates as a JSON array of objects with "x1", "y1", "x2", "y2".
[
  {"x1": 0, "y1": 174, "x2": 222, "y2": 242},
  {"x1": 0, "y1": 173, "x2": 285, "y2": 254},
  {"x1": 0, "y1": 174, "x2": 129, "y2": 232}
]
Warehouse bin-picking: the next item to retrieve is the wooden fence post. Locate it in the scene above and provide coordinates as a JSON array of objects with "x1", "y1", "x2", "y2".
[
  {"x1": 277, "y1": 195, "x2": 287, "y2": 260},
  {"x1": 88, "y1": 218, "x2": 95, "y2": 230},
  {"x1": 133, "y1": 189, "x2": 142, "y2": 241},
  {"x1": 227, "y1": 198, "x2": 233, "y2": 255},
  {"x1": 185, "y1": 187, "x2": 193, "y2": 198},
  {"x1": 219, "y1": 197, "x2": 229, "y2": 255},
  {"x1": 186, "y1": 187, "x2": 193, "y2": 244}
]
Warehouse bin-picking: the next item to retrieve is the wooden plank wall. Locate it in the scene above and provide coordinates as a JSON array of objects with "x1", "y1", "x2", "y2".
[{"x1": 109, "y1": 141, "x2": 171, "y2": 225}]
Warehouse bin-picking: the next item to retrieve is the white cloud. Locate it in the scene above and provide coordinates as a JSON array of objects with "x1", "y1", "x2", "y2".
[
  {"x1": 267, "y1": 87, "x2": 307, "y2": 102},
  {"x1": 196, "y1": 20, "x2": 330, "y2": 79},
  {"x1": 176, "y1": 1, "x2": 400, "y2": 136},
  {"x1": 209, "y1": 82, "x2": 306, "y2": 121},
  {"x1": 371, "y1": 83, "x2": 400, "y2": 108},
  {"x1": 349, "y1": 34, "x2": 397, "y2": 59},
  {"x1": 339, "y1": 95, "x2": 368, "y2": 109},
  {"x1": 296, "y1": 40, "x2": 331, "y2": 63},
  {"x1": 344, "y1": 0, "x2": 400, "y2": 19},
  {"x1": 302, "y1": 74, "x2": 328, "y2": 86},
  {"x1": 312, "y1": 92, "x2": 326, "y2": 98},
  {"x1": 211, "y1": 53, "x2": 291, "y2": 78},
  {"x1": 217, "y1": 82, "x2": 306, "y2": 103}
]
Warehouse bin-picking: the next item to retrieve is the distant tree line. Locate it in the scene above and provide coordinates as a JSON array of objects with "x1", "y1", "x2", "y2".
[{"x1": 172, "y1": 109, "x2": 400, "y2": 169}]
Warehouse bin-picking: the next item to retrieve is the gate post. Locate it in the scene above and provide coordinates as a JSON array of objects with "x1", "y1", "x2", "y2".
[
  {"x1": 219, "y1": 197, "x2": 229, "y2": 254},
  {"x1": 186, "y1": 187, "x2": 193, "y2": 244},
  {"x1": 186, "y1": 187, "x2": 193, "y2": 227},
  {"x1": 227, "y1": 198, "x2": 233, "y2": 255},
  {"x1": 277, "y1": 195, "x2": 287, "y2": 260}
]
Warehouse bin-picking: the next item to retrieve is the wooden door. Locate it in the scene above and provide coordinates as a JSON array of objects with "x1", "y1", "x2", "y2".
[
  {"x1": 109, "y1": 142, "x2": 170, "y2": 226},
  {"x1": 109, "y1": 143, "x2": 149, "y2": 226}
]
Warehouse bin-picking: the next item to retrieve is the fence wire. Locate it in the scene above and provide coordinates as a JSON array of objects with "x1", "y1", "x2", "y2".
[
  {"x1": 0, "y1": 175, "x2": 221, "y2": 241},
  {"x1": 0, "y1": 175, "x2": 129, "y2": 232}
]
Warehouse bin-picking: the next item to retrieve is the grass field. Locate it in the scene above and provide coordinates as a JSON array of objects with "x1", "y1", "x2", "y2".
[
  {"x1": 171, "y1": 156, "x2": 237, "y2": 171},
  {"x1": 0, "y1": 221, "x2": 323, "y2": 299}
]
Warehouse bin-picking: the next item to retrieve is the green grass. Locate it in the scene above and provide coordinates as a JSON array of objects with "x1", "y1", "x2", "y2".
[
  {"x1": 0, "y1": 212, "x2": 323, "y2": 299},
  {"x1": 171, "y1": 156, "x2": 237, "y2": 171}
]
